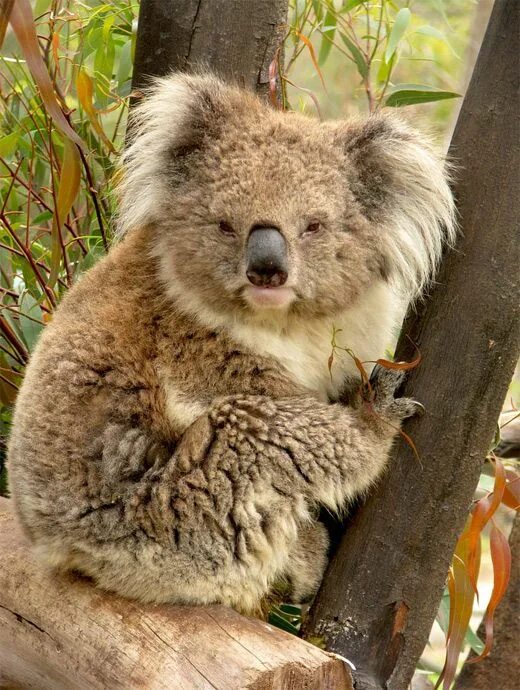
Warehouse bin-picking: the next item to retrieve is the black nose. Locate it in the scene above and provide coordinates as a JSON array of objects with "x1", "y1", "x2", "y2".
[{"x1": 246, "y1": 227, "x2": 288, "y2": 287}]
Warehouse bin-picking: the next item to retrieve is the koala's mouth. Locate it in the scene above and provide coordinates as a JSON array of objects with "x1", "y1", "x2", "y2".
[{"x1": 244, "y1": 285, "x2": 296, "y2": 309}]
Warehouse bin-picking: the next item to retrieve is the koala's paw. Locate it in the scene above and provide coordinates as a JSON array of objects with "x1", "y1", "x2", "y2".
[{"x1": 369, "y1": 365, "x2": 424, "y2": 422}]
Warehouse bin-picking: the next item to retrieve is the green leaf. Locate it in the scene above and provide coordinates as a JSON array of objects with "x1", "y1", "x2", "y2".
[
  {"x1": 312, "y1": 0, "x2": 323, "y2": 21},
  {"x1": 385, "y1": 88, "x2": 460, "y2": 107},
  {"x1": 0, "y1": 132, "x2": 19, "y2": 158},
  {"x1": 18, "y1": 291, "x2": 44, "y2": 351},
  {"x1": 117, "y1": 37, "x2": 133, "y2": 87},
  {"x1": 279, "y1": 603, "x2": 302, "y2": 617},
  {"x1": 341, "y1": 0, "x2": 365, "y2": 11},
  {"x1": 339, "y1": 32, "x2": 368, "y2": 79},
  {"x1": 268, "y1": 607, "x2": 300, "y2": 635},
  {"x1": 377, "y1": 53, "x2": 395, "y2": 84},
  {"x1": 385, "y1": 8, "x2": 411, "y2": 62},
  {"x1": 318, "y1": 10, "x2": 337, "y2": 66},
  {"x1": 414, "y1": 25, "x2": 447, "y2": 41}
]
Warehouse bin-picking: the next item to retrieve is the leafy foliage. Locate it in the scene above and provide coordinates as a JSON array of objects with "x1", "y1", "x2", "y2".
[
  {"x1": 282, "y1": 0, "x2": 462, "y2": 118},
  {"x1": 0, "y1": 0, "x2": 137, "y2": 468}
]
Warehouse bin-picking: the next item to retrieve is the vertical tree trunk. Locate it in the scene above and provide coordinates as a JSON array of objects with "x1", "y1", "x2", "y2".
[
  {"x1": 303, "y1": 2, "x2": 520, "y2": 688},
  {"x1": 454, "y1": 511, "x2": 520, "y2": 690},
  {"x1": 132, "y1": 0, "x2": 287, "y2": 97}
]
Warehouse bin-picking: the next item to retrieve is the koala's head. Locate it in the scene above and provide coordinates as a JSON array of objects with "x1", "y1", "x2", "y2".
[{"x1": 118, "y1": 74, "x2": 455, "y2": 325}]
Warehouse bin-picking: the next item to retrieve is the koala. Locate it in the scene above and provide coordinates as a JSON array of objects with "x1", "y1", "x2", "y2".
[{"x1": 8, "y1": 73, "x2": 455, "y2": 614}]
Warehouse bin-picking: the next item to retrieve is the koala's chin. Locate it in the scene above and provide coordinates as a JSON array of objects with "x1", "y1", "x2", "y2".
[
  {"x1": 7, "y1": 72, "x2": 456, "y2": 616},
  {"x1": 243, "y1": 285, "x2": 296, "y2": 311}
]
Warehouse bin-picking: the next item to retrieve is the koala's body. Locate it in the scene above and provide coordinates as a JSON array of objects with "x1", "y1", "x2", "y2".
[{"x1": 8, "y1": 74, "x2": 455, "y2": 613}]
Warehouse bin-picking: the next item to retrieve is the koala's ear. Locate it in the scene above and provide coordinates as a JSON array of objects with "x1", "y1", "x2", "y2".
[
  {"x1": 128, "y1": 73, "x2": 239, "y2": 153},
  {"x1": 117, "y1": 74, "x2": 241, "y2": 236},
  {"x1": 336, "y1": 115, "x2": 456, "y2": 297}
]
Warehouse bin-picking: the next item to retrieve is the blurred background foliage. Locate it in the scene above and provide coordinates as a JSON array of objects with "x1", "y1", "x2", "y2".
[{"x1": 1, "y1": 1, "x2": 516, "y2": 686}]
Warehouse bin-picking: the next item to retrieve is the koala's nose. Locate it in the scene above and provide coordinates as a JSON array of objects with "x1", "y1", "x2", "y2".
[{"x1": 246, "y1": 227, "x2": 288, "y2": 287}]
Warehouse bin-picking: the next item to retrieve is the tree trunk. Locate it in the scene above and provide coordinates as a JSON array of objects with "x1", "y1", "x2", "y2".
[
  {"x1": 454, "y1": 511, "x2": 520, "y2": 690},
  {"x1": 0, "y1": 499, "x2": 352, "y2": 690},
  {"x1": 303, "y1": 2, "x2": 520, "y2": 689},
  {"x1": 132, "y1": 0, "x2": 287, "y2": 97}
]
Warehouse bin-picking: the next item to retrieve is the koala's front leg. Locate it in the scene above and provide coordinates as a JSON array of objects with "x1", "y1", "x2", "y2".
[{"x1": 201, "y1": 369, "x2": 418, "y2": 514}]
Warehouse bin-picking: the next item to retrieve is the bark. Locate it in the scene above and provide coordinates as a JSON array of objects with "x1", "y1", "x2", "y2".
[
  {"x1": 303, "y1": 2, "x2": 520, "y2": 688},
  {"x1": 131, "y1": 0, "x2": 287, "y2": 97},
  {"x1": 454, "y1": 511, "x2": 520, "y2": 690},
  {"x1": 0, "y1": 498, "x2": 353, "y2": 690},
  {"x1": 445, "y1": 0, "x2": 495, "y2": 145}
]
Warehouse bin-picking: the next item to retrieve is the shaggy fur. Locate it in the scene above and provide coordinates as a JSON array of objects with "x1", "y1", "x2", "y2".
[{"x1": 8, "y1": 74, "x2": 455, "y2": 613}]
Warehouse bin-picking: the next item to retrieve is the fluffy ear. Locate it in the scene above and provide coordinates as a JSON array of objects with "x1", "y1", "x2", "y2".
[
  {"x1": 117, "y1": 73, "x2": 241, "y2": 236},
  {"x1": 338, "y1": 115, "x2": 456, "y2": 298}
]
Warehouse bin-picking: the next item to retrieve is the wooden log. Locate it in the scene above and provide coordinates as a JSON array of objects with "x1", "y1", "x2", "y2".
[
  {"x1": 303, "y1": 1, "x2": 520, "y2": 688},
  {"x1": 0, "y1": 499, "x2": 352, "y2": 690}
]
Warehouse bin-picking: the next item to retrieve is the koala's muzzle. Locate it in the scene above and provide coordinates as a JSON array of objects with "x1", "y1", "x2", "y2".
[{"x1": 246, "y1": 227, "x2": 288, "y2": 287}]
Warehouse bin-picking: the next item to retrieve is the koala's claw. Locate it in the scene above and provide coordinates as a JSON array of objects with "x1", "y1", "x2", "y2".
[
  {"x1": 369, "y1": 365, "x2": 423, "y2": 421},
  {"x1": 388, "y1": 397, "x2": 425, "y2": 420}
]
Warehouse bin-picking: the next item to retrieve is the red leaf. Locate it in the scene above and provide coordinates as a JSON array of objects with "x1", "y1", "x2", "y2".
[
  {"x1": 502, "y1": 470, "x2": 520, "y2": 511},
  {"x1": 465, "y1": 459, "x2": 507, "y2": 595},
  {"x1": 436, "y1": 522, "x2": 476, "y2": 690},
  {"x1": 467, "y1": 523, "x2": 511, "y2": 663},
  {"x1": 375, "y1": 352, "x2": 422, "y2": 371},
  {"x1": 268, "y1": 50, "x2": 280, "y2": 109},
  {"x1": 295, "y1": 31, "x2": 326, "y2": 90}
]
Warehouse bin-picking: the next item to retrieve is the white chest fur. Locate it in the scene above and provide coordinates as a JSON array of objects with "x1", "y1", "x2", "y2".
[
  {"x1": 229, "y1": 282, "x2": 403, "y2": 401},
  {"x1": 163, "y1": 282, "x2": 404, "y2": 431}
]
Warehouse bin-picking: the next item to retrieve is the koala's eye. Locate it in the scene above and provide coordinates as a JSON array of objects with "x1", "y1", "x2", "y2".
[
  {"x1": 302, "y1": 221, "x2": 321, "y2": 237},
  {"x1": 218, "y1": 220, "x2": 236, "y2": 237}
]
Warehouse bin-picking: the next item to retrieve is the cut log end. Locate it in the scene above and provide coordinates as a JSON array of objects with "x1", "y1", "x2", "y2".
[{"x1": 0, "y1": 498, "x2": 353, "y2": 690}]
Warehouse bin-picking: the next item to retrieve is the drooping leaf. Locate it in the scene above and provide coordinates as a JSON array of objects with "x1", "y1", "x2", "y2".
[
  {"x1": 49, "y1": 137, "x2": 81, "y2": 287},
  {"x1": 339, "y1": 32, "x2": 368, "y2": 79},
  {"x1": 385, "y1": 8, "x2": 411, "y2": 62},
  {"x1": 8, "y1": 0, "x2": 85, "y2": 151},
  {"x1": 502, "y1": 470, "x2": 520, "y2": 510},
  {"x1": 436, "y1": 528, "x2": 475, "y2": 690},
  {"x1": 295, "y1": 31, "x2": 326, "y2": 90},
  {"x1": 465, "y1": 459, "x2": 506, "y2": 595},
  {"x1": 76, "y1": 68, "x2": 116, "y2": 154},
  {"x1": 318, "y1": 10, "x2": 337, "y2": 66},
  {"x1": 468, "y1": 523, "x2": 512, "y2": 663}
]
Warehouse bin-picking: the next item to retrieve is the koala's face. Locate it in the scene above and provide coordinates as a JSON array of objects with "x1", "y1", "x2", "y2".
[
  {"x1": 161, "y1": 112, "x2": 381, "y2": 320},
  {"x1": 120, "y1": 75, "x2": 454, "y2": 324}
]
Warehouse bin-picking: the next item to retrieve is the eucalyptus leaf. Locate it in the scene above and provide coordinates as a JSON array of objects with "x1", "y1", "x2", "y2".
[
  {"x1": 385, "y1": 8, "x2": 411, "y2": 62},
  {"x1": 0, "y1": 132, "x2": 19, "y2": 158},
  {"x1": 385, "y1": 88, "x2": 460, "y2": 107},
  {"x1": 339, "y1": 32, "x2": 368, "y2": 79},
  {"x1": 318, "y1": 10, "x2": 337, "y2": 66}
]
